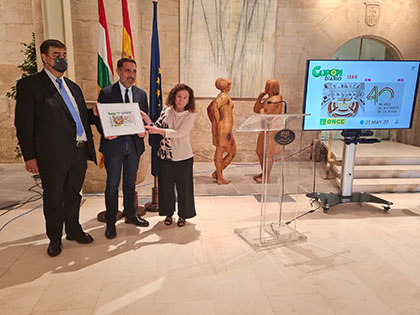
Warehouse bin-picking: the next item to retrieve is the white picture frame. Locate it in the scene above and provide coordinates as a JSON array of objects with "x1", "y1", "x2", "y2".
[{"x1": 97, "y1": 102, "x2": 145, "y2": 137}]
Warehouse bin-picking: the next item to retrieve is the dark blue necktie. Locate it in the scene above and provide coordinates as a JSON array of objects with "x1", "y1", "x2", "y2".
[
  {"x1": 56, "y1": 78, "x2": 84, "y2": 136},
  {"x1": 125, "y1": 88, "x2": 130, "y2": 103}
]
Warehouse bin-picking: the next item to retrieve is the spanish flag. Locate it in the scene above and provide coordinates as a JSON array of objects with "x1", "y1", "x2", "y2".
[
  {"x1": 122, "y1": 0, "x2": 135, "y2": 59},
  {"x1": 97, "y1": 0, "x2": 114, "y2": 168}
]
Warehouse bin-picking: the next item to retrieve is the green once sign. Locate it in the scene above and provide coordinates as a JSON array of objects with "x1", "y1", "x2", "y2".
[{"x1": 312, "y1": 66, "x2": 343, "y2": 78}]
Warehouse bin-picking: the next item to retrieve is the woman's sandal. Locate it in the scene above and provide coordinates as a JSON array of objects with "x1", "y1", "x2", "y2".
[
  {"x1": 164, "y1": 216, "x2": 173, "y2": 226},
  {"x1": 177, "y1": 217, "x2": 186, "y2": 227}
]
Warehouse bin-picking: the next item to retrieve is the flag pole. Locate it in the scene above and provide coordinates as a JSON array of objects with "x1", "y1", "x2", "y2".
[
  {"x1": 96, "y1": 0, "x2": 121, "y2": 222},
  {"x1": 121, "y1": 0, "x2": 146, "y2": 216},
  {"x1": 146, "y1": 0, "x2": 161, "y2": 212}
]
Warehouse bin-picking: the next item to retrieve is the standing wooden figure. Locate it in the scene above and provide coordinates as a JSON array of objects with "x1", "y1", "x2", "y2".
[
  {"x1": 253, "y1": 79, "x2": 284, "y2": 184},
  {"x1": 207, "y1": 78, "x2": 237, "y2": 184}
]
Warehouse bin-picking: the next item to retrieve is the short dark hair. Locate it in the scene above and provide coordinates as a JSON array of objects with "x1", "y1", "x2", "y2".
[
  {"x1": 40, "y1": 39, "x2": 66, "y2": 55},
  {"x1": 166, "y1": 83, "x2": 196, "y2": 112},
  {"x1": 117, "y1": 58, "x2": 136, "y2": 69}
]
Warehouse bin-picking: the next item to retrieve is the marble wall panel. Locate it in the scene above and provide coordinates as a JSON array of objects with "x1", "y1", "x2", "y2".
[{"x1": 180, "y1": 0, "x2": 278, "y2": 98}]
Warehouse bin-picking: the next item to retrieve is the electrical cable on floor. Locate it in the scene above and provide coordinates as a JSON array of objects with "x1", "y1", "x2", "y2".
[
  {"x1": 0, "y1": 204, "x2": 43, "y2": 233},
  {"x1": 0, "y1": 175, "x2": 43, "y2": 216},
  {"x1": 0, "y1": 175, "x2": 43, "y2": 232},
  {"x1": 285, "y1": 197, "x2": 322, "y2": 225}
]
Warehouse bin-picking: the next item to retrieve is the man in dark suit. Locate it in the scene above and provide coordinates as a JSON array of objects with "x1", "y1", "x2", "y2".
[
  {"x1": 94, "y1": 58, "x2": 149, "y2": 239},
  {"x1": 14, "y1": 39, "x2": 97, "y2": 257}
]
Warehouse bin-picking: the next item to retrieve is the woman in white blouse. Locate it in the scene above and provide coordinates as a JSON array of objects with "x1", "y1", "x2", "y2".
[{"x1": 143, "y1": 84, "x2": 196, "y2": 227}]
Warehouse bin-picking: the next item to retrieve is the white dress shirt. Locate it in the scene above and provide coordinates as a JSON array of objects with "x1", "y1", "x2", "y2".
[
  {"x1": 118, "y1": 81, "x2": 133, "y2": 103},
  {"x1": 44, "y1": 68, "x2": 87, "y2": 141}
]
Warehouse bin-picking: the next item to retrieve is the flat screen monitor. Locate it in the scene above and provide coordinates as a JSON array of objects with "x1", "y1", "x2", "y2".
[{"x1": 302, "y1": 60, "x2": 420, "y2": 130}]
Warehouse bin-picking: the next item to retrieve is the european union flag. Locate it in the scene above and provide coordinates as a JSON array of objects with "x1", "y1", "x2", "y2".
[{"x1": 149, "y1": 1, "x2": 162, "y2": 177}]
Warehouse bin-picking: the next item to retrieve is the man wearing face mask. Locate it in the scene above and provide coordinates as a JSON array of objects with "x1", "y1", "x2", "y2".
[
  {"x1": 93, "y1": 58, "x2": 149, "y2": 240},
  {"x1": 14, "y1": 39, "x2": 97, "y2": 257}
]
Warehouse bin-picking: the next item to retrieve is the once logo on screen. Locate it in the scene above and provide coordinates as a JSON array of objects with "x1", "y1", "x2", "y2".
[
  {"x1": 312, "y1": 66, "x2": 343, "y2": 81},
  {"x1": 320, "y1": 118, "x2": 346, "y2": 125}
]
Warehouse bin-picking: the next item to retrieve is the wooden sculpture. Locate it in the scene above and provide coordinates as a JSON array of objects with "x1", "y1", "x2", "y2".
[
  {"x1": 207, "y1": 78, "x2": 236, "y2": 184},
  {"x1": 253, "y1": 79, "x2": 284, "y2": 184}
]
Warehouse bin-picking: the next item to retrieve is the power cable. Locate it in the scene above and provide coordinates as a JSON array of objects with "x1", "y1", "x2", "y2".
[
  {"x1": 0, "y1": 175, "x2": 43, "y2": 216},
  {"x1": 0, "y1": 204, "x2": 42, "y2": 233}
]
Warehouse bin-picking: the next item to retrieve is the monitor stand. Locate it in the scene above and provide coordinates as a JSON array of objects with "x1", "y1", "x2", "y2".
[{"x1": 314, "y1": 130, "x2": 393, "y2": 213}]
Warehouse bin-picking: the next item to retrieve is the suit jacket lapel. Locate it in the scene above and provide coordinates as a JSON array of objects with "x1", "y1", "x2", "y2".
[
  {"x1": 132, "y1": 87, "x2": 140, "y2": 103},
  {"x1": 132, "y1": 87, "x2": 144, "y2": 111},
  {"x1": 112, "y1": 83, "x2": 124, "y2": 103},
  {"x1": 40, "y1": 70, "x2": 73, "y2": 120}
]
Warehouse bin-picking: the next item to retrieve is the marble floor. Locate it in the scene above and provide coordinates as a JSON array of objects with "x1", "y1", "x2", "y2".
[{"x1": 1, "y1": 162, "x2": 420, "y2": 314}]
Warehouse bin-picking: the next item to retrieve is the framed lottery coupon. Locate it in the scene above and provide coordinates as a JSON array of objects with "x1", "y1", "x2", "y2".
[{"x1": 97, "y1": 103, "x2": 145, "y2": 137}]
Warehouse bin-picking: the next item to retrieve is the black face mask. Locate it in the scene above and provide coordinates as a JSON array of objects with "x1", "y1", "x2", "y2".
[{"x1": 52, "y1": 57, "x2": 68, "y2": 73}]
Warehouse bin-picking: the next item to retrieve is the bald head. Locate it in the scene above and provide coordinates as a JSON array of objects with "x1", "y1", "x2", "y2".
[
  {"x1": 215, "y1": 78, "x2": 231, "y2": 92},
  {"x1": 265, "y1": 79, "x2": 280, "y2": 96}
]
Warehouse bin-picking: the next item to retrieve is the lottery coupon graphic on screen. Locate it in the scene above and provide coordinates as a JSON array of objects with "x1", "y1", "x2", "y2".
[
  {"x1": 97, "y1": 103, "x2": 145, "y2": 137},
  {"x1": 303, "y1": 60, "x2": 420, "y2": 130}
]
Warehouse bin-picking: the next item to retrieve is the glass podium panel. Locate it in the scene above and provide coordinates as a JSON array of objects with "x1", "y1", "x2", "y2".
[{"x1": 235, "y1": 114, "x2": 308, "y2": 250}]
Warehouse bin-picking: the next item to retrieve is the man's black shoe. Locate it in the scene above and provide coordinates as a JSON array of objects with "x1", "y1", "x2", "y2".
[
  {"x1": 105, "y1": 223, "x2": 117, "y2": 239},
  {"x1": 125, "y1": 215, "x2": 149, "y2": 227},
  {"x1": 47, "y1": 241, "x2": 62, "y2": 257},
  {"x1": 66, "y1": 232, "x2": 94, "y2": 244}
]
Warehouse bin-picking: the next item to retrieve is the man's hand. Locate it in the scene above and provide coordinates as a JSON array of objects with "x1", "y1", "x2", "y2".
[
  {"x1": 137, "y1": 132, "x2": 147, "y2": 138},
  {"x1": 25, "y1": 159, "x2": 39, "y2": 174},
  {"x1": 105, "y1": 136, "x2": 117, "y2": 140},
  {"x1": 93, "y1": 103, "x2": 99, "y2": 117}
]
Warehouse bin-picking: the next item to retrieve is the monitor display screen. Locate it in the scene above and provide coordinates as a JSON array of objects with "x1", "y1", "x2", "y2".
[{"x1": 302, "y1": 60, "x2": 420, "y2": 130}]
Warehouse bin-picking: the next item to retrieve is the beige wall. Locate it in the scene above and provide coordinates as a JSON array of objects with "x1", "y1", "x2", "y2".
[
  {"x1": 1, "y1": 0, "x2": 420, "y2": 191},
  {"x1": 0, "y1": 0, "x2": 36, "y2": 162},
  {"x1": 188, "y1": 0, "x2": 420, "y2": 162},
  {"x1": 273, "y1": 0, "x2": 420, "y2": 144}
]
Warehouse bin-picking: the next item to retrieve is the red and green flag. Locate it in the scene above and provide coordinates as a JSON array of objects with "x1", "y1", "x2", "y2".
[
  {"x1": 97, "y1": 0, "x2": 114, "y2": 168},
  {"x1": 97, "y1": 0, "x2": 114, "y2": 95}
]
